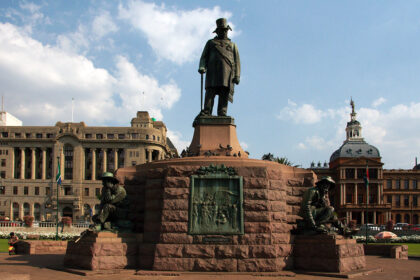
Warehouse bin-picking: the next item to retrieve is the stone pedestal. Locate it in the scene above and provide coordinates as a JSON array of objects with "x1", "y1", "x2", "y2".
[
  {"x1": 188, "y1": 116, "x2": 248, "y2": 158},
  {"x1": 64, "y1": 231, "x2": 141, "y2": 270},
  {"x1": 293, "y1": 235, "x2": 366, "y2": 272},
  {"x1": 116, "y1": 157, "x2": 316, "y2": 272}
]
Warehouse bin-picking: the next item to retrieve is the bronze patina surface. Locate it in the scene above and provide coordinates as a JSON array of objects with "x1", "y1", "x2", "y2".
[
  {"x1": 198, "y1": 18, "x2": 241, "y2": 117},
  {"x1": 188, "y1": 165, "x2": 244, "y2": 235}
]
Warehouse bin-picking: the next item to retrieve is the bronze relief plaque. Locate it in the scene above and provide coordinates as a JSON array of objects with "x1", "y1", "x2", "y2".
[{"x1": 188, "y1": 165, "x2": 244, "y2": 235}]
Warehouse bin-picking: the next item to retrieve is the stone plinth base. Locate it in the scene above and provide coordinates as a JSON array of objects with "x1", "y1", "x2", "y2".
[
  {"x1": 293, "y1": 235, "x2": 366, "y2": 272},
  {"x1": 189, "y1": 116, "x2": 248, "y2": 158},
  {"x1": 16, "y1": 240, "x2": 67, "y2": 254},
  {"x1": 64, "y1": 231, "x2": 141, "y2": 270}
]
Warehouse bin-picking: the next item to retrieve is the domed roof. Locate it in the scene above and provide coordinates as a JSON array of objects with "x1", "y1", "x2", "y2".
[
  {"x1": 414, "y1": 164, "x2": 420, "y2": 170},
  {"x1": 330, "y1": 140, "x2": 380, "y2": 162}
]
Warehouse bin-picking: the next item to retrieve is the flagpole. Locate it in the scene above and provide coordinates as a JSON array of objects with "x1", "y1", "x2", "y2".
[{"x1": 56, "y1": 156, "x2": 59, "y2": 240}]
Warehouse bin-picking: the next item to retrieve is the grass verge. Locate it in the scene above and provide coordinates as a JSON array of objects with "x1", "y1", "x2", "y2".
[{"x1": 368, "y1": 243, "x2": 420, "y2": 256}]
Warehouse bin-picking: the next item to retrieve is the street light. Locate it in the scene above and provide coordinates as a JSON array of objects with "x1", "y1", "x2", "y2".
[{"x1": 55, "y1": 149, "x2": 62, "y2": 240}]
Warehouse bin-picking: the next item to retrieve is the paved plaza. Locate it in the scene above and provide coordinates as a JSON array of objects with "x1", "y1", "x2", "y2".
[{"x1": 1, "y1": 253, "x2": 419, "y2": 280}]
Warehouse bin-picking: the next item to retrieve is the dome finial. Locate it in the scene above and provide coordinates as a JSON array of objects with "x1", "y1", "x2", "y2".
[{"x1": 350, "y1": 97, "x2": 355, "y2": 114}]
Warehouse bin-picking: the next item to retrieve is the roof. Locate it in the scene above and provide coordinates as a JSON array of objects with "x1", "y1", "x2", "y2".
[
  {"x1": 414, "y1": 164, "x2": 420, "y2": 170},
  {"x1": 330, "y1": 140, "x2": 380, "y2": 162}
]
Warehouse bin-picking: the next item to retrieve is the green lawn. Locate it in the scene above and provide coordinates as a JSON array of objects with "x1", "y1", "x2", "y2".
[
  {"x1": 368, "y1": 243, "x2": 420, "y2": 256},
  {"x1": 0, "y1": 239, "x2": 9, "y2": 253}
]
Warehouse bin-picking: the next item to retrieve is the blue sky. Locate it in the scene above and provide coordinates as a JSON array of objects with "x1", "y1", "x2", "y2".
[{"x1": 0, "y1": 1, "x2": 419, "y2": 169}]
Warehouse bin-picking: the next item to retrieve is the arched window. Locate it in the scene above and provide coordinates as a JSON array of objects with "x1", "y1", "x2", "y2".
[
  {"x1": 23, "y1": 202, "x2": 30, "y2": 216},
  {"x1": 12, "y1": 202, "x2": 19, "y2": 220},
  {"x1": 404, "y1": 214, "x2": 410, "y2": 223},
  {"x1": 64, "y1": 144, "x2": 74, "y2": 180},
  {"x1": 396, "y1": 214, "x2": 401, "y2": 223},
  {"x1": 34, "y1": 203, "x2": 41, "y2": 221},
  {"x1": 146, "y1": 134, "x2": 149, "y2": 140}
]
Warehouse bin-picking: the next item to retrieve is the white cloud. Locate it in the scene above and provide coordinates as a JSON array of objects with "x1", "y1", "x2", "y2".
[
  {"x1": 240, "y1": 141, "x2": 248, "y2": 150},
  {"x1": 297, "y1": 143, "x2": 306, "y2": 150},
  {"x1": 166, "y1": 130, "x2": 190, "y2": 152},
  {"x1": 372, "y1": 97, "x2": 386, "y2": 107},
  {"x1": 0, "y1": 22, "x2": 180, "y2": 126},
  {"x1": 277, "y1": 99, "x2": 325, "y2": 124},
  {"x1": 57, "y1": 25, "x2": 90, "y2": 54},
  {"x1": 118, "y1": 0, "x2": 235, "y2": 64},
  {"x1": 92, "y1": 11, "x2": 118, "y2": 39}
]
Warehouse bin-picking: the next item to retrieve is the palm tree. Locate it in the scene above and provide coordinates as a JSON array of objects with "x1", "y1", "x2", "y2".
[{"x1": 261, "y1": 153, "x2": 296, "y2": 166}]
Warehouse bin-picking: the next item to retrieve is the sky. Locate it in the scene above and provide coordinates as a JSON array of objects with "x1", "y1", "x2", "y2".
[{"x1": 0, "y1": 0, "x2": 419, "y2": 169}]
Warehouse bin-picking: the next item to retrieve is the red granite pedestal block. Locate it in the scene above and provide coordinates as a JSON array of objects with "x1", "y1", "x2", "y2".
[
  {"x1": 64, "y1": 231, "x2": 141, "y2": 270},
  {"x1": 293, "y1": 235, "x2": 366, "y2": 272}
]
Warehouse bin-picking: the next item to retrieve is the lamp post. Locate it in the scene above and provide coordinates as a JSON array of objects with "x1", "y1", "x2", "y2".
[{"x1": 55, "y1": 150, "x2": 62, "y2": 241}]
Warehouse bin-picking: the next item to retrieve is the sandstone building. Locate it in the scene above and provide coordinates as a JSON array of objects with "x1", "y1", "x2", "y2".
[
  {"x1": 311, "y1": 102, "x2": 419, "y2": 225},
  {"x1": 0, "y1": 111, "x2": 177, "y2": 222}
]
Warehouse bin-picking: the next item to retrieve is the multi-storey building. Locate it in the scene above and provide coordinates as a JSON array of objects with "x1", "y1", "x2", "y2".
[
  {"x1": 0, "y1": 111, "x2": 177, "y2": 222},
  {"x1": 311, "y1": 101, "x2": 419, "y2": 225}
]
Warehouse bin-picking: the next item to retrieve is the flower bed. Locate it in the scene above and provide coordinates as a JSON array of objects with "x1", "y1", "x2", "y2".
[
  {"x1": 354, "y1": 235, "x2": 420, "y2": 243},
  {"x1": 0, "y1": 230, "x2": 79, "y2": 240}
]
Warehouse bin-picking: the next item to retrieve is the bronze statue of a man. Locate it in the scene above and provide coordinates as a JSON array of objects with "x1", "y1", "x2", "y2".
[
  {"x1": 198, "y1": 18, "x2": 241, "y2": 116},
  {"x1": 91, "y1": 172, "x2": 129, "y2": 231},
  {"x1": 298, "y1": 176, "x2": 349, "y2": 235}
]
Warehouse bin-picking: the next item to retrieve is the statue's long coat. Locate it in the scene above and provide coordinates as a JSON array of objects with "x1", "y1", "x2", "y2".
[{"x1": 199, "y1": 37, "x2": 240, "y2": 102}]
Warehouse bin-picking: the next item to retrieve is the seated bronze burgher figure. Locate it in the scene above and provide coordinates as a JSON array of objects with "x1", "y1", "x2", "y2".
[
  {"x1": 91, "y1": 172, "x2": 132, "y2": 231},
  {"x1": 298, "y1": 176, "x2": 350, "y2": 235}
]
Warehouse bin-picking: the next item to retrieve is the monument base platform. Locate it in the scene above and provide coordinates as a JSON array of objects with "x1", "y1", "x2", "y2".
[
  {"x1": 189, "y1": 116, "x2": 248, "y2": 158},
  {"x1": 293, "y1": 234, "x2": 366, "y2": 273},
  {"x1": 64, "y1": 231, "x2": 141, "y2": 271}
]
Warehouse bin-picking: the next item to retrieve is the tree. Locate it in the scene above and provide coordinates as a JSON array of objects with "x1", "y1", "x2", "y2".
[{"x1": 261, "y1": 153, "x2": 296, "y2": 166}]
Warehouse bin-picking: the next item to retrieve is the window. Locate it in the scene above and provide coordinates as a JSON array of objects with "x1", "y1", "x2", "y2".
[
  {"x1": 96, "y1": 134, "x2": 103, "y2": 139},
  {"x1": 107, "y1": 134, "x2": 114, "y2": 139},
  {"x1": 346, "y1": 194, "x2": 353, "y2": 204},
  {"x1": 131, "y1": 133, "x2": 139, "y2": 139},
  {"x1": 345, "y1": 168, "x2": 355, "y2": 179},
  {"x1": 0, "y1": 186, "x2": 5, "y2": 195},
  {"x1": 414, "y1": 195, "x2": 418, "y2": 207},
  {"x1": 395, "y1": 195, "x2": 400, "y2": 207},
  {"x1": 131, "y1": 161, "x2": 136, "y2": 166},
  {"x1": 64, "y1": 144, "x2": 73, "y2": 180},
  {"x1": 413, "y1": 180, "x2": 418, "y2": 189},
  {"x1": 118, "y1": 134, "x2": 125, "y2": 139},
  {"x1": 35, "y1": 187, "x2": 39, "y2": 195},
  {"x1": 15, "y1": 133, "x2": 21, "y2": 138},
  {"x1": 95, "y1": 188, "x2": 100, "y2": 196},
  {"x1": 146, "y1": 134, "x2": 149, "y2": 140},
  {"x1": 24, "y1": 186, "x2": 28, "y2": 195},
  {"x1": 85, "y1": 134, "x2": 92, "y2": 139},
  {"x1": 386, "y1": 180, "x2": 392, "y2": 189},
  {"x1": 36, "y1": 133, "x2": 42, "y2": 138},
  {"x1": 404, "y1": 180, "x2": 409, "y2": 189},
  {"x1": 158, "y1": 136, "x2": 160, "y2": 141},
  {"x1": 368, "y1": 168, "x2": 378, "y2": 179},
  {"x1": 0, "y1": 171, "x2": 5, "y2": 178},
  {"x1": 13, "y1": 186, "x2": 18, "y2": 195},
  {"x1": 0, "y1": 211, "x2": 5, "y2": 216},
  {"x1": 358, "y1": 194, "x2": 364, "y2": 204},
  {"x1": 64, "y1": 187, "x2": 72, "y2": 196},
  {"x1": 46, "y1": 187, "x2": 51, "y2": 195},
  {"x1": 404, "y1": 195, "x2": 409, "y2": 207},
  {"x1": 1, "y1": 159, "x2": 6, "y2": 167},
  {"x1": 153, "y1": 135, "x2": 156, "y2": 140},
  {"x1": 387, "y1": 195, "x2": 392, "y2": 203},
  {"x1": 46, "y1": 133, "x2": 54, "y2": 138},
  {"x1": 84, "y1": 188, "x2": 89, "y2": 196},
  {"x1": 136, "y1": 151, "x2": 139, "y2": 157},
  {"x1": 25, "y1": 133, "x2": 31, "y2": 138},
  {"x1": 357, "y1": 169, "x2": 366, "y2": 179},
  {"x1": 396, "y1": 180, "x2": 401, "y2": 189},
  {"x1": 2, "y1": 132, "x2": 8, "y2": 138}
]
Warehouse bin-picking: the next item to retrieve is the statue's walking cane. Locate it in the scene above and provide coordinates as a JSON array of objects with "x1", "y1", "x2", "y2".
[{"x1": 200, "y1": 73, "x2": 203, "y2": 111}]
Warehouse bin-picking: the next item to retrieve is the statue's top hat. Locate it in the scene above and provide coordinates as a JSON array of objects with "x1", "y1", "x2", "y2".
[
  {"x1": 101, "y1": 172, "x2": 119, "y2": 183},
  {"x1": 213, "y1": 18, "x2": 232, "y2": 33},
  {"x1": 316, "y1": 176, "x2": 335, "y2": 189}
]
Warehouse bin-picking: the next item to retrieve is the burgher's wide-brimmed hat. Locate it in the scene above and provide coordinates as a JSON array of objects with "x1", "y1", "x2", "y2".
[
  {"x1": 316, "y1": 176, "x2": 335, "y2": 189},
  {"x1": 101, "y1": 172, "x2": 119, "y2": 184},
  {"x1": 213, "y1": 18, "x2": 232, "y2": 33}
]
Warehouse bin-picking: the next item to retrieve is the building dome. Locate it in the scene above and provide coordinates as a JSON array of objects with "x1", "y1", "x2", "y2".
[
  {"x1": 414, "y1": 164, "x2": 420, "y2": 170},
  {"x1": 330, "y1": 140, "x2": 380, "y2": 162},
  {"x1": 330, "y1": 99, "x2": 381, "y2": 163}
]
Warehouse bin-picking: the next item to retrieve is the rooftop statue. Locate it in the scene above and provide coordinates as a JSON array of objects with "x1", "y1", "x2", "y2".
[
  {"x1": 90, "y1": 172, "x2": 132, "y2": 232},
  {"x1": 297, "y1": 176, "x2": 352, "y2": 235},
  {"x1": 198, "y1": 18, "x2": 241, "y2": 117}
]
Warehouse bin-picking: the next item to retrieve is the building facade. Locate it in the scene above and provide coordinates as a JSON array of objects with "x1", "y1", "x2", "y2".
[
  {"x1": 311, "y1": 101, "x2": 419, "y2": 225},
  {"x1": 0, "y1": 111, "x2": 177, "y2": 222}
]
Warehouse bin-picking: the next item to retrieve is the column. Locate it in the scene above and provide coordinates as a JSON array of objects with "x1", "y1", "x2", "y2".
[
  {"x1": 10, "y1": 149, "x2": 15, "y2": 179},
  {"x1": 354, "y1": 183, "x2": 358, "y2": 205},
  {"x1": 343, "y1": 184, "x2": 346, "y2": 204},
  {"x1": 340, "y1": 184, "x2": 343, "y2": 205},
  {"x1": 9, "y1": 201, "x2": 13, "y2": 220},
  {"x1": 102, "y1": 148, "x2": 107, "y2": 173},
  {"x1": 91, "y1": 149, "x2": 96, "y2": 180},
  {"x1": 30, "y1": 203, "x2": 34, "y2": 217},
  {"x1": 377, "y1": 184, "x2": 381, "y2": 204},
  {"x1": 31, "y1": 148, "x2": 36, "y2": 179},
  {"x1": 148, "y1": 149, "x2": 152, "y2": 162},
  {"x1": 361, "y1": 211, "x2": 364, "y2": 224},
  {"x1": 373, "y1": 211, "x2": 377, "y2": 224},
  {"x1": 114, "y1": 149, "x2": 118, "y2": 170},
  {"x1": 349, "y1": 211, "x2": 353, "y2": 220},
  {"x1": 60, "y1": 149, "x2": 64, "y2": 180},
  {"x1": 41, "y1": 148, "x2": 46, "y2": 180},
  {"x1": 20, "y1": 148, "x2": 25, "y2": 179}
]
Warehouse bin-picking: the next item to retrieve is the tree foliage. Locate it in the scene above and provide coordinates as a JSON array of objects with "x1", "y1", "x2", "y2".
[{"x1": 261, "y1": 153, "x2": 297, "y2": 166}]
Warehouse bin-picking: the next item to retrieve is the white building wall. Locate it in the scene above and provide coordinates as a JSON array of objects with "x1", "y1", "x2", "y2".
[{"x1": 0, "y1": 112, "x2": 22, "y2": 126}]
